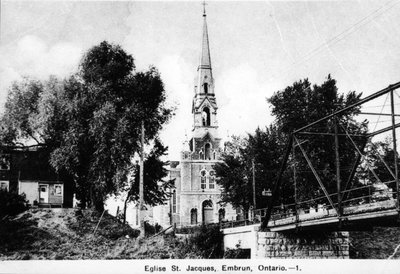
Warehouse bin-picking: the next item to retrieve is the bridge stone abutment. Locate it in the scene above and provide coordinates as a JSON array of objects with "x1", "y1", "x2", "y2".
[
  {"x1": 222, "y1": 225, "x2": 350, "y2": 259},
  {"x1": 256, "y1": 231, "x2": 349, "y2": 259}
]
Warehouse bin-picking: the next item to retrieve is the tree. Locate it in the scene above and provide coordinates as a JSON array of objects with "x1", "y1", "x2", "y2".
[
  {"x1": 216, "y1": 76, "x2": 368, "y2": 212},
  {"x1": 0, "y1": 41, "x2": 173, "y2": 211},
  {"x1": 361, "y1": 140, "x2": 400, "y2": 187},
  {"x1": 215, "y1": 138, "x2": 252, "y2": 212},
  {"x1": 268, "y1": 75, "x2": 367, "y2": 206},
  {"x1": 215, "y1": 125, "x2": 285, "y2": 211},
  {"x1": 121, "y1": 139, "x2": 175, "y2": 224}
]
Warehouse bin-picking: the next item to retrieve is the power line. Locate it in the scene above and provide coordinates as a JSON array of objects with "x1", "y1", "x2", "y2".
[
  {"x1": 294, "y1": 0, "x2": 399, "y2": 67},
  {"x1": 272, "y1": 0, "x2": 399, "y2": 77}
]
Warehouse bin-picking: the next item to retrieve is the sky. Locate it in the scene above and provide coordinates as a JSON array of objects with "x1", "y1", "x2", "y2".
[{"x1": 1, "y1": 1, "x2": 399, "y2": 160}]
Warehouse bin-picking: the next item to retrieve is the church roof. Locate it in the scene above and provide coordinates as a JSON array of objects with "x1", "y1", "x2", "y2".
[
  {"x1": 191, "y1": 130, "x2": 220, "y2": 140},
  {"x1": 193, "y1": 96, "x2": 218, "y2": 111}
]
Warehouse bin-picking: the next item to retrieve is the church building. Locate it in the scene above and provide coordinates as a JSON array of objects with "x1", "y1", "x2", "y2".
[{"x1": 155, "y1": 6, "x2": 236, "y2": 227}]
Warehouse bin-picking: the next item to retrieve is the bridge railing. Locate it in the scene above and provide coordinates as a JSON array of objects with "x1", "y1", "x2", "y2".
[
  {"x1": 256, "y1": 182, "x2": 396, "y2": 224},
  {"x1": 219, "y1": 180, "x2": 396, "y2": 230}
]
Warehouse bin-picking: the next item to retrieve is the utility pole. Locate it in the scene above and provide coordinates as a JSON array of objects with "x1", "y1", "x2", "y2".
[
  {"x1": 138, "y1": 120, "x2": 145, "y2": 238},
  {"x1": 252, "y1": 159, "x2": 256, "y2": 209}
]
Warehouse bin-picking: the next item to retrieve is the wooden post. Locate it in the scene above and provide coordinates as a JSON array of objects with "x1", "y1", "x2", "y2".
[{"x1": 252, "y1": 159, "x2": 256, "y2": 209}]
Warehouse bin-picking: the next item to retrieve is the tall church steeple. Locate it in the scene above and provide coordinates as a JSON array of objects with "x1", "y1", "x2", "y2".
[
  {"x1": 187, "y1": 4, "x2": 221, "y2": 161},
  {"x1": 196, "y1": 4, "x2": 213, "y2": 95}
]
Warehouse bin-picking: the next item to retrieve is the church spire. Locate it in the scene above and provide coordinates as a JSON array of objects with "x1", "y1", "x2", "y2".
[
  {"x1": 199, "y1": 1, "x2": 211, "y2": 70},
  {"x1": 189, "y1": 1, "x2": 221, "y2": 160},
  {"x1": 196, "y1": 1, "x2": 213, "y2": 95}
]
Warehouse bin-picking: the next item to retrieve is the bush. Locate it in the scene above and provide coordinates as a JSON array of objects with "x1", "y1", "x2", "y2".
[
  {"x1": 0, "y1": 189, "x2": 29, "y2": 218},
  {"x1": 145, "y1": 221, "x2": 162, "y2": 236},
  {"x1": 224, "y1": 248, "x2": 251, "y2": 258},
  {"x1": 176, "y1": 224, "x2": 224, "y2": 258}
]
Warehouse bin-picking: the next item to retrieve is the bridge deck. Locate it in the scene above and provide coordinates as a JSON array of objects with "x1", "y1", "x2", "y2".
[{"x1": 267, "y1": 199, "x2": 398, "y2": 232}]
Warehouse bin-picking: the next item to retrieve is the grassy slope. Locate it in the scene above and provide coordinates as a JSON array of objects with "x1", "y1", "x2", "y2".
[{"x1": 0, "y1": 208, "x2": 198, "y2": 260}]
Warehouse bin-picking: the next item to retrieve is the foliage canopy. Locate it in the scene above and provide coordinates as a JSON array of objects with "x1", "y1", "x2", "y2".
[
  {"x1": 216, "y1": 75, "x2": 368, "y2": 211},
  {"x1": 0, "y1": 41, "x2": 173, "y2": 211}
]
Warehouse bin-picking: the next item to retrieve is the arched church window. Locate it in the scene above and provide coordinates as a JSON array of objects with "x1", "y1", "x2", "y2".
[
  {"x1": 204, "y1": 83, "x2": 208, "y2": 94},
  {"x1": 209, "y1": 169, "x2": 215, "y2": 189},
  {"x1": 172, "y1": 190, "x2": 177, "y2": 213},
  {"x1": 202, "y1": 107, "x2": 210, "y2": 126},
  {"x1": 213, "y1": 150, "x2": 217, "y2": 160},
  {"x1": 199, "y1": 149, "x2": 204, "y2": 160},
  {"x1": 205, "y1": 143, "x2": 211, "y2": 160},
  {"x1": 190, "y1": 208, "x2": 198, "y2": 225},
  {"x1": 200, "y1": 169, "x2": 207, "y2": 190}
]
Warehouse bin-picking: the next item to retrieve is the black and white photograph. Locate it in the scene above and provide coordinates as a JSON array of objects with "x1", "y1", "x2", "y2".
[{"x1": 0, "y1": 0, "x2": 399, "y2": 273}]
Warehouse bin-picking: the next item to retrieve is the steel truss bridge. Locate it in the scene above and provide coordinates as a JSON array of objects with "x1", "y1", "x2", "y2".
[{"x1": 221, "y1": 82, "x2": 400, "y2": 232}]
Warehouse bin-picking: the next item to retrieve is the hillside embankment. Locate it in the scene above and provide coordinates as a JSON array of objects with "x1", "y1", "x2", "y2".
[
  {"x1": 0, "y1": 208, "x2": 202, "y2": 259},
  {"x1": 1, "y1": 208, "x2": 399, "y2": 259}
]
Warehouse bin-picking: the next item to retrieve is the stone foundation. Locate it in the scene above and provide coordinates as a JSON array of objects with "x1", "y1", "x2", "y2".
[{"x1": 256, "y1": 231, "x2": 349, "y2": 259}]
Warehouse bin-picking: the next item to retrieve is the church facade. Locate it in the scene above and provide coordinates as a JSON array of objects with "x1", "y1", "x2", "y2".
[{"x1": 155, "y1": 8, "x2": 236, "y2": 227}]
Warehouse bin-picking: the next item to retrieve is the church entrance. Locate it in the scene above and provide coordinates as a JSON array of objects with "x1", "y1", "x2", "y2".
[{"x1": 202, "y1": 200, "x2": 213, "y2": 224}]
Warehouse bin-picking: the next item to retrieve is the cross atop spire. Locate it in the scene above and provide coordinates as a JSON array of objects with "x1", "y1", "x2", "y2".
[{"x1": 202, "y1": 0, "x2": 207, "y2": 17}]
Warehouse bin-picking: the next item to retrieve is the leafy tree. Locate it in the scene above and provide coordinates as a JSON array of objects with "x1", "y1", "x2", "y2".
[
  {"x1": 121, "y1": 139, "x2": 175, "y2": 223},
  {"x1": 0, "y1": 78, "x2": 50, "y2": 147},
  {"x1": 215, "y1": 125, "x2": 285, "y2": 211},
  {"x1": 215, "y1": 139, "x2": 252, "y2": 212},
  {"x1": 268, "y1": 75, "x2": 368, "y2": 206},
  {"x1": 216, "y1": 76, "x2": 368, "y2": 212},
  {"x1": 359, "y1": 140, "x2": 400, "y2": 188},
  {"x1": 268, "y1": 75, "x2": 362, "y2": 135},
  {"x1": 0, "y1": 41, "x2": 173, "y2": 211},
  {"x1": 0, "y1": 189, "x2": 29, "y2": 218}
]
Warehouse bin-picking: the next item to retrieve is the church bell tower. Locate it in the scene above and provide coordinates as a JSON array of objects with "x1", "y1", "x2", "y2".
[{"x1": 187, "y1": 4, "x2": 221, "y2": 161}]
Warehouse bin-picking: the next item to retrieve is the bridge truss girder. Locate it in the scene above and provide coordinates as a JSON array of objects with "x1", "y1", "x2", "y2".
[{"x1": 262, "y1": 82, "x2": 400, "y2": 230}]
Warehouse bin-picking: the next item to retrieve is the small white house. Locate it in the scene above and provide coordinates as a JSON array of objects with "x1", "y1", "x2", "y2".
[{"x1": 19, "y1": 181, "x2": 64, "y2": 206}]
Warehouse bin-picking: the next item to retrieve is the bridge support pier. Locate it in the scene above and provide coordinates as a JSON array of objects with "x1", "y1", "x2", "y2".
[
  {"x1": 256, "y1": 230, "x2": 349, "y2": 259},
  {"x1": 222, "y1": 225, "x2": 350, "y2": 259}
]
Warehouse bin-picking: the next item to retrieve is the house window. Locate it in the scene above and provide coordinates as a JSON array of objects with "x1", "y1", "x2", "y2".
[
  {"x1": 0, "y1": 181, "x2": 9, "y2": 191},
  {"x1": 209, "y1": 170, "x2": 215, "y2": 189},
  {"x1": 54, "y1": 185, "x2": 62, "y2": 196},
  {"x1": 0, "y1": 155, "x2": 10, "y2": 170},
  {"x1": 200, "y1": 170, "x2": 207, "y2": 189}
]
